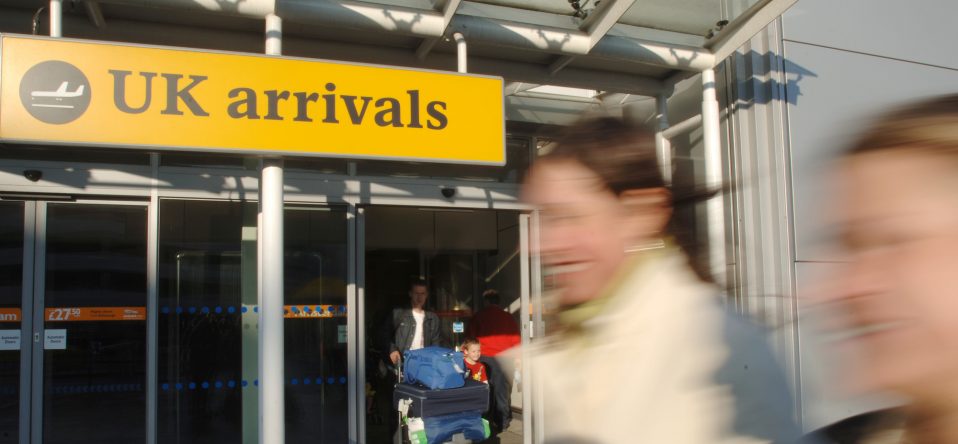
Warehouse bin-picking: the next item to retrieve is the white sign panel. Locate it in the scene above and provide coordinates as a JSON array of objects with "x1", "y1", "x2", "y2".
[
  {"x1": 0, "y1": 330, "x2": 20, "y2": 350},
  {"x1": 44, "y1": 329, "x2": 67, "y2": 350},
  {"x1": 337, "y1": 325, "x2": 347, "y2": 344},
  {"x1": 452, "y1": 322, "x2": 464, "y2": 333}
]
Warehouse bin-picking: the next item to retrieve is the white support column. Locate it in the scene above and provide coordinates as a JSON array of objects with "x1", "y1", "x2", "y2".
[
  {"x1": 265, "y1": 13, "x2": 282, "y2": 55},
  {"x1": 49, "y1": 0, "x2": 62, "y2": 37},
  {"x1": 702, "y1": 68, "x2": 727, "y2": 288},
  {"x1": 259, "y1": 12, "x2": 285, "y2": 444},
  {"x1": 654, "y1": 93, "x2": 672, "y2": 185},
  {"x1": 453, "y1": 32, "x2": 467, "y2": 73}
]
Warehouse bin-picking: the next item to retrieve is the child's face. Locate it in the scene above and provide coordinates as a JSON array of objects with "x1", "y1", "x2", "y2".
[{"x1": 464, "y1": 344, "x2": 481, "y2": 362}]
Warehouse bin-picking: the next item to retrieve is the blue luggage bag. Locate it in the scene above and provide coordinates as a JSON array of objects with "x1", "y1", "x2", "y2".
[
  {"x1": 403, "y1": 346, "x2": 466, "y2": 390},
  {"x1": 394, "y1": 378, "x2": 489, "y2": 418}
]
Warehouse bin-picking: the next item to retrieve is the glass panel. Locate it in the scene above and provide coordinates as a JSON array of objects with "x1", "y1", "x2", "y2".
[
  {"x1": 284, "y1": 207, "x2": 349, "y2": 442},
  {"x1": 0, "y1": 144, "x2": 150, "y2": 166},
  {"x1": 0, "y1": 201, "x2": 23, "y2": 444},
  {"x1": 283, "y1": 157, "x2": 348, "y2": 175},
  {"x1": 619, "y1": 0, "x2": 722, "y2": 36},
  {"x1": 42, "y1": 204, "x2": 147, "y2": 444},
  {"x1": 158, "y1": 153, "x2": 247, "y2": 169},
  {"x1": 364, "y1": 207, "x2": 523, "y2": 441},
  {"x1": 158, "y1": 201, "x2": 350, "y2": 443},
  {"x1": 159, "y1": 153, "x2": 347, "y2": 175},
  {"x1": 157, "y1": 200, "x2": 250, "y2": 444}
]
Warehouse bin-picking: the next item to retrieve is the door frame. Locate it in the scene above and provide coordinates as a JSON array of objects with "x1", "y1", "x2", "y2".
[
  {"x1": 353, "y1": 204, "x2": 539, "y2": 443},
  {"x1": 17, "y1": 198, "x2": 150, "y2": 444}
]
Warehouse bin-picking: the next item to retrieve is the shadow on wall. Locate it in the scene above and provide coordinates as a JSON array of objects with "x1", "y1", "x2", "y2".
[{"x1": 731, "y1": 49, "x2": 818, "y2": 109}]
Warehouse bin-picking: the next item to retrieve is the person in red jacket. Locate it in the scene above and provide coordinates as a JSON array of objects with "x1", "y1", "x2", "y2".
[{"x1": 466, "y1": 289, "x2": 520, "y2": 433}]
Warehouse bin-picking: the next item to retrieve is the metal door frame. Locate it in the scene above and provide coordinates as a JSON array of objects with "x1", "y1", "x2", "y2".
[
  {"x1": 354, "y1": 205, "x2": 538, "y2": 443},
  {"x1": 18, "y1": 198, "x2": 150, "y2": 444}
]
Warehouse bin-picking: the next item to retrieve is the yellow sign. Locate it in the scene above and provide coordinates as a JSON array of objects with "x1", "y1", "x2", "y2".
[{"x1": 0, "y1": 34, "x2": 505, "y2": 165}]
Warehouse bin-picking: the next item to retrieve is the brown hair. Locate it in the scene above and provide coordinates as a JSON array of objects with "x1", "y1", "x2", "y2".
[
  {"x1": 543, "y1": 117, "x2": 665, "y2": 193},
  {"x1": 461, "y1": 337, "x2": 481, "y2": 350},
  {"x1": 849, "y1": 94, "x2": 958, "y2": 156},
  {"x1": 536, "y1": 117, "x2": 713, "y2": 281}
]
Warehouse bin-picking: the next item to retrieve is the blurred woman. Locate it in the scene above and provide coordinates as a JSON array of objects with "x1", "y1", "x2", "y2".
[
  {"x1": 521, "y1": 117, "x2": 800, "y2": 443},
  {"x1": 821, "y1": 94, "x2": 958, "y2": 443}
]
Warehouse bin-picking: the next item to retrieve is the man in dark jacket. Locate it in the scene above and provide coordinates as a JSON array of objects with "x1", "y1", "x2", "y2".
[
  {"x1": 387, "y1": 279, "x2": 443, "y2": 366},
  {"x1": 382, "y1": 279, "x2": 444, "y2": 443}
]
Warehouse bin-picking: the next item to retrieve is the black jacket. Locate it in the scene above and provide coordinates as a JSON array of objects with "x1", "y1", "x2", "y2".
[{"x1": 387, "y1": 308, "x2": 444, "y2": 355}]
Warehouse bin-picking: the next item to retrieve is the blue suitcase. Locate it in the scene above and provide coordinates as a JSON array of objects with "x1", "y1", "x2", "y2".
[{"x1": 394, "y1": 379, "x2": 489, "y2": 418}]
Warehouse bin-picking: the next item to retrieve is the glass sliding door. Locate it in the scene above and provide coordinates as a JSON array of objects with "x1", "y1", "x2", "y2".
[
  {"x1": 39, "y1": 203, "x2": 148, "y2": 443},
  {"x1": 284, "y1": 206, "x2": 349, "y2": 443},
  {"x1": 157, "y1": 200, "x2": 349, "y2": 443},
  {"x1": 0, "y1": 202, "x2": 24, "y2": 444},
  {"x1": 157, "y1": 200, "x2": 248, "y2": 444}
]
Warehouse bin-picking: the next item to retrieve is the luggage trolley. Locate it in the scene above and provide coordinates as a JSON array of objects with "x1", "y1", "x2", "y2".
[{"x1": 394, "y1": 354, "x2": 491, "y2": 443}]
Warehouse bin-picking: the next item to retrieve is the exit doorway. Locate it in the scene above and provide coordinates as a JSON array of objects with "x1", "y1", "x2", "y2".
[{"x1": 359, "y1": 206, "x2": 529, "y2": 443}]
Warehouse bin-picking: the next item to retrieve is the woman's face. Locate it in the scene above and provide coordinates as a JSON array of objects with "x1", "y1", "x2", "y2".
[
  {"x1": 827, "y1": 150, "x2": 958, "y2": 397},
  {"x1": 522, "y1": 159, "x2": 665, "y2": 306}
]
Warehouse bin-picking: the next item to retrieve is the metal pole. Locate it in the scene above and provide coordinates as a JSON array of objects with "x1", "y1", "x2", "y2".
[
  {"x1": 146, "y1": 154, "x2": 159, "y2": 444},
  {"x1": 259, "y1": 12, "x2": 285, "y2": 444},
  {"x1": 19, "y1": 202, "x2": 36, "y2": 444},
  {"x1": 662, "y1": 114, "x2": 703, "y2": 140},
  {"x1": 49, "y1": 0, "x2": 61, "y2": 37},
  {"x1": 518, "y1": 214, "x2": 533, "y2": 444},
  {"x1": 701, "y1": 68, "x2": 727, "y2": 288},
  {"x1": 353, "y1": 206, "x2": 366, "y2": 444},
  {"x1": 654, "y1": 93, "x2": 672, "y2": 185},
  {"x1": 452, "y1": 32, "x2": 467, "y2": 73}
]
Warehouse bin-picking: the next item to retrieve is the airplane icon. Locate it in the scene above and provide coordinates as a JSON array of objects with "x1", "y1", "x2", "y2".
[
  {"x1": 31, "y1": 81, "x2": 85, "y2": 108},
  {"x1": 32, "y1": 81, "x2": 85, "y2": 99}
]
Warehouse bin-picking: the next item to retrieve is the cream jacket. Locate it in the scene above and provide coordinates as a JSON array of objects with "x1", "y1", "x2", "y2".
[{"x1": 532, "y1": 249, "x2": 800, "y2": 443}]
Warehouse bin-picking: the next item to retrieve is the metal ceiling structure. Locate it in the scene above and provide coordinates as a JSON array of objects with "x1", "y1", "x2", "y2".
[{"x1": 0, "y1": 0, "x2": 796, "y2": 96}]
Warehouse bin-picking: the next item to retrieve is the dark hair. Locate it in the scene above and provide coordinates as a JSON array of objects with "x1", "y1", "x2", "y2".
[
  {"x1": 482, "y1": 289, "x2": 501, "y2": 305},
  {"x1": 848, "y1": 94, "x2": 958, "y2": 157},
  {"x1": 409, "y1": 278, "x2": 428, "y2": 291},
  {"x1": 538, "y1": 117, "x2": 714, "y2": 281}
]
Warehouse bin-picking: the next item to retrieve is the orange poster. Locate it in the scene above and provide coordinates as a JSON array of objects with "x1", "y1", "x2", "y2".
[
  {"x1": 283, "y1": 305, "x2": 347, "y2": 319},
  {"x1": 0, "y1": 308, "x2": 21, "y2": 322},
  {"x1": 45, "y1": 307, "x2": 146, "y2": 322}
]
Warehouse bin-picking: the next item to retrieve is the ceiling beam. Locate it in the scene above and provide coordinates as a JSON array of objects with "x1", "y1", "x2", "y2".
[
  {"x1": 549, "y1": 0, "x2": 635, "y2": 76},
  {"x1": 548, "y1": 55, "x2": 575, "y2": 76},
  {"x1": 706, "y1": 0, "x2": 798, "y2": 62},
  {"x1": 84, "y1": 0, "x2": 107, "y2": 29},
  {"x1": 580, "y1": 0, "x2": 636, "y2": 49},
  {"x1": 505, "y1": 82, "x2": 540, "y2": 95},
  {"x1": 416, "y1": 0, "x2": 462, "y2": 60}
]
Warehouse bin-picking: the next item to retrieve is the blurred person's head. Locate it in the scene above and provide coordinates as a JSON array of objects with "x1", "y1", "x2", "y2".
[
  {"x1": 828, "y1": 94, "x2": 958, "y2": 406},
  {"x1": 522, "y1": 118, "x2": 684, "y2": 307},
  {"x1": 482, "y1": 289, "x2": 501, "y2": 306},
  {"x1": 409, "y1": 279, "x2": 428, "y2": 310}
]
